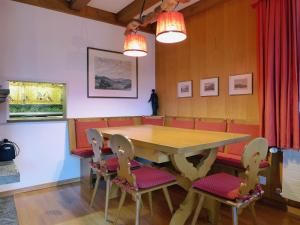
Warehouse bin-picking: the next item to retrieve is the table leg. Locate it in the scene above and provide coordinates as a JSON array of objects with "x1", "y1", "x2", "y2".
[{"x1": 170, "y1": 148, "x2": 218, "y2": 225}]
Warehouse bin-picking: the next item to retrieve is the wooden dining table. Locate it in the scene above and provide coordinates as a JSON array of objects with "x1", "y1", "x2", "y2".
[{"x1": 98, "y1": 125, "x2": 250, "y2": 225}]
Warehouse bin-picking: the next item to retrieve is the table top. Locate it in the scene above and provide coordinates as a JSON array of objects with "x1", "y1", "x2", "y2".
[{"x1": 99, "y1": 125, "x2": 250, "y2": 155}]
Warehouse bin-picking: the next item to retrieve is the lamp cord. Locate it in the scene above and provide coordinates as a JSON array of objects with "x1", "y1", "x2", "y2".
[{"x1": 139, "y1": 0, "x2": 146, "y2": 21}]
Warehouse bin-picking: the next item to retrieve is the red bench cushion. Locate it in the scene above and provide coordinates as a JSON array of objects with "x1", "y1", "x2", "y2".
[
  {"x1": 72, "y1": 147, "x2": 94, "y2": 158},
  {"x1": 171, "y1": 119, "x2": 194, "y2": 129},
  {"x1": 141, "y1": 117, "x2": 164, "y2": 126},
  {"x1": 227, "y1": 123, "x2": 260, "y2": 156},
  {"x1": 75, "y1": 119, "x2": 108, "y2": 149},
  {"x1": 193, "y1": 172, "x2": 243, "y2": 200},
  {"x1": 216, "y1": 152, "x2": 270, "y2": 169},
  {"x1": 107, "y1": 119, "x2": 135, "y2": 127},
  {"x1": 195, "y1": 120, "x2": 227, "y2": 152}
]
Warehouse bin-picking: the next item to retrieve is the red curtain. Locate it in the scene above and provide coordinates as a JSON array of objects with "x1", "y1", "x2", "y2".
[{"x1": 252, "y1": 0, "x2": 300, "y2": 150}]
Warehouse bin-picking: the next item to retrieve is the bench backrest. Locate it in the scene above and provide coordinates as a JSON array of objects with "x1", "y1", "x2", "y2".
[
  {"x1": 226, "y1": 122, "x2": 260, "y2": 156},
  {"x1": 195, "y1": 119, "x2": 227, "y2": 152},
  {"x1": 171, "y1": 118, "x2": 195, "y2": 129},
  {"x1": 107, "y1": 118, "x2": 135, "y2": 127},
  {"x1": 141, "y1": 116, "x2": 164, "y2": 126}
]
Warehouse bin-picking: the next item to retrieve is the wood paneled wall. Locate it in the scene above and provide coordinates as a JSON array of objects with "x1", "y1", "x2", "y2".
[{"x1": 156, "y1": 0, "x2": 258, "y2": 123}]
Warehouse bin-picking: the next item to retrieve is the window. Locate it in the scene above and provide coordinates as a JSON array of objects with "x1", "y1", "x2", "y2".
[{"x1": 8, "y1": 81, "x2": 66, "y2": 120}]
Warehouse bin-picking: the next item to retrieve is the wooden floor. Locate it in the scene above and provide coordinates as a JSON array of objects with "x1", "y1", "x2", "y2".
[{"x1": 13, "y1": 181, "x2": 300, "y2": 225}]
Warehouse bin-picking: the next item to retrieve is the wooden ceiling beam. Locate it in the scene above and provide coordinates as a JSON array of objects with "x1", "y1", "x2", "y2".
[
  {"x1": 180, "y1": 0, "x2": 229, "y2": 18},
  {"x1": 12, "y1": 0, "x2": 154, "y2": 34},
  {"x1": 117, "y1": 0, "x2": 161, "y2": 25},
  {"x1": 70, "y1": 0, "x2": 91, "y2": 11}
]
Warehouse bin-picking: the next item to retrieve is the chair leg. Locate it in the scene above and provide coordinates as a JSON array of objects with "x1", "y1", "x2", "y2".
[
  {"x1": 249, "y1": 202, "x2": 258, "y2": 225},
  {"x1": 89, "y1": 173, "x2": 101, "y2": 207},
  {"x1": 135, "y1": 194, "x2": 142, "y2": 225},
  {"x1": 191, "y1": 194, "x2": 205, "y2": 225},
  {"x1": 104, "y1": 175, "x2": 111, "y2": 221},
  {"x1": 232, "y1": 207, "x2": 238, "y2": 225},
  {"x1": 162, "y1": 187, "x2": 174, "y2": 213},
  {"x1": 113, "y1": 190, "x2": 126, "y2": 225},
  {"x1": 148, "y1": 192, "x2": 153, "y2": 216}
]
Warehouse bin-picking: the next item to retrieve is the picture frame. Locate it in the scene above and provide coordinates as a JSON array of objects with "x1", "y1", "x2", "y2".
[
  {"x1": 177, "y1": 80, "x2": 193, "y2": 98},
  {"x1": 200, "y1": 77, "x2": 219, "y2": 97},
  {"x1": 87, "y1": 47, "x2": 138, "y2": 98},
  {"x1": 229, "y1": 73, "x2": 253, "y2": 95}
]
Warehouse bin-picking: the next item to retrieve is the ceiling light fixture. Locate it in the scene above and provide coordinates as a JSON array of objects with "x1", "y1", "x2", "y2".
[
  {"x1": 123, "y1": 0, "x2": 148, "y2": 57},
  {"x1": 123, "y1": 33, "x2": 148, "y2": 57},
  {"x1": 156, "y1": 11, "x2": 187, "y2": 44},
  {"x1": 123, "y1": 0, "x2": 191, "y2": 57}
]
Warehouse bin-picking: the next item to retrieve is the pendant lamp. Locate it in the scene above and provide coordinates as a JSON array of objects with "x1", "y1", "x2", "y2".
[
  {"x1": 156, "y1": 11, "x2": 187, "y2": 44},
  {"x1": 123, "y1": 33, "x2": 148, "y2": 57}
]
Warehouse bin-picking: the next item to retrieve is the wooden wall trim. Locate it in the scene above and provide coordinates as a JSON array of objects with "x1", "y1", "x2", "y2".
[
  {"x1": 116, "y1": 0, "x2": 160, "y2": 24},
  {"x1": 70, "y1": 0, "x2": 91, "y2": 10},
  {"x1": 0, "y1": 178, "x2": 80, "y2": 197}
]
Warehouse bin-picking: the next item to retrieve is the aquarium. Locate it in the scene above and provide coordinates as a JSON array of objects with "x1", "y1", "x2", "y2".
[{"x1": 8, "y1": 81, "x2": 66, "y2": 120}]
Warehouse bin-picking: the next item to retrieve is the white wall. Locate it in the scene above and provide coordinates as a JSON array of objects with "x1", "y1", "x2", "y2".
[{"x1": 0, "y1": 0, "x2": 155, "y2": 192}]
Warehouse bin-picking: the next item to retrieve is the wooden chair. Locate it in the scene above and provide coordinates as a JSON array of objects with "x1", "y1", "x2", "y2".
[
  {"x1": 216, "y1": 122, "x2": 269, "y2": 172},
  {"x1": 191, "y1": 138, "x2": 268, "y2": 225},
  {"x1": 110, "y1": 134, "x2": 177, "y2": 225},
  {"x1": 86, "y1": 129, "x2": 140, "y2": 221}
]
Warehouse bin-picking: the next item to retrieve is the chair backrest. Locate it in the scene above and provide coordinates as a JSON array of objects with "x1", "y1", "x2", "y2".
[
  {"x1": 75, "y1": 119, "x2": 107, "y2": 148},
  {"x1": 141, "y1": 116, "x2": 164, "y2": 126},
  {"x1": 86, "y1": 128, "x2": 104, "y2": 163},
  {"x1": 110, "y1": 134, "x2": 137, "y2": 186},
  {"x1": 107, "y1": 118, "x2": 135, "y2": 127},
  {"x1": 239, "y1": 137, "x2": 268, "y2": 195},
  {"x1": 170, "y1": 118, "x2": 194, "y2": 129},
  {"x1": 226, "y1": 123, "x2": 260, "y2": 156}
]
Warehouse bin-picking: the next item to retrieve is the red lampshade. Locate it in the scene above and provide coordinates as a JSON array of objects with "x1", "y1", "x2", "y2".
[
  {"x1": 156, "y1": 11, "x2": 187, "y2": 43},
  {"x1": 123, "y1": 33, "x2": 147, "y2": 57}
]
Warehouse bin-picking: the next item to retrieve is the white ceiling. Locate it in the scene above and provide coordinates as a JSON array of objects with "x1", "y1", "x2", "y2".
[
  {"x1": 88, "y1": 0, "x2": 201, "y2": 15},
  {"x1": 88, "y1": 0, "x2": 135, "y2": 13}
]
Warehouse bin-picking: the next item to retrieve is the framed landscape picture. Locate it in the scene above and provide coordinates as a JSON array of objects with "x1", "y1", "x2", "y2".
[
  {"x1": 87, "y1": 47, "x2": 138, "y2": 98},
  {"x1": 229, "y1": 73, "x2": 253, "y2": 95},
  {"x1": 177, "y1": 80, "x2": 193, "y2": 98},
  {"x1": 200, "y1": 77, "x2": 219, "y2": 97}
]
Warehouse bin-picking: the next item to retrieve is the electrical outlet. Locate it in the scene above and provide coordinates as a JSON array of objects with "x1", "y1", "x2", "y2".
[{"x1": 259, "y1": 176, "x2": 267, "y2": 185}]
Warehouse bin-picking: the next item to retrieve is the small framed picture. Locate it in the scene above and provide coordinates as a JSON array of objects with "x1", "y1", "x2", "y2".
[
  {"x1": 177, "y1": 80, "x2": 193, "y2": 98},
  {"x1": 229, "y1": 73, "x2": 253, "y2": 95},
  {"x1": 200, "y1": 77, "x2": 219, "y2": 97}
]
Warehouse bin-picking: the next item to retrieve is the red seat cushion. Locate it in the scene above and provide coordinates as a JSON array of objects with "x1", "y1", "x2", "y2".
[
  {"x1": 193, "y1": 173, "x2": 243, "y2": 200},
  {"x1": 75, "y1": 119, "x2": 108, "y2": 148},
  {"x1": 216, "y1": 152, "x2": 270, "y2": 169},
  {"x1": 132, "y1": 167, "x2": 176, "y2": 189},
  {"x1": 107, "y1": 119, "x2": 135, "y2": 127},
  {"x1": 171, "y1": 119, "x2": 194, "y2": 129},
  {"x1": 72, "y1": 147, "x2": 94, "y2": 158},
  {"x1": 141, "y1": 117, "x2": 164, "y2": 126},
  {"x1": 227, "y1": 123, "x2": 260, "y2": 156},
  {"x1": 195, "y1": 120, "x2": 227, "y2": 152},
  {"x1": 105, "y1": 157, "x2": 141, "y2": 171}
]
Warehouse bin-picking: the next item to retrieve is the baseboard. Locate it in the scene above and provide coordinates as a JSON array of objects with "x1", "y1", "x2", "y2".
[{"x1": 0, "y1": 178, "x2": 80, "y2": 197}]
